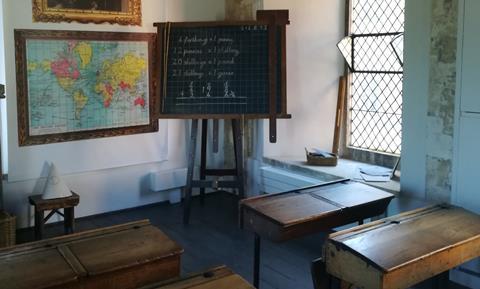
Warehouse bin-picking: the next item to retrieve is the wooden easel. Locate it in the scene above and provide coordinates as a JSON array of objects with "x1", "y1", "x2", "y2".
[
  {"x1": 154, "y1": 11, "x2": 291, "y2": 225},
  {"x1": 183, "y1": 119, "x2": 245, "y2": 225}
]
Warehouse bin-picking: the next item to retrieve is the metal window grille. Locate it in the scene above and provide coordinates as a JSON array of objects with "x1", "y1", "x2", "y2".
[{"x1": 343, "y1": 0, "x2": 404, "y2": 155}]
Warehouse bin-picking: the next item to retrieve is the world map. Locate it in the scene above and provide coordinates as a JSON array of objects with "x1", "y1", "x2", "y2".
[{"x1": 26, "y1": 39, "x2": 150, "y2": 136}]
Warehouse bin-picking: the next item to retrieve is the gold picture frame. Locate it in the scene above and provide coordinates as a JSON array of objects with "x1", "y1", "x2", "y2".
[{"x1": 32, "y1": 0, "x2": 142, "y2": 26}]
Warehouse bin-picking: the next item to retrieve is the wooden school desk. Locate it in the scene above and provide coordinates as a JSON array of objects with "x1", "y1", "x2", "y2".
[
  {"x1": 240, "y1": 179, "x2": 395, "y2": 288},
  {"x1": 0, "y1": 220, "x2": 183, "y2": 289},
  {"x1": 317, "y1": 205, "x2": 480, "y2": 289},
  {"x1": 138, "y1": 266, "x2": 254, "y2": 289}
]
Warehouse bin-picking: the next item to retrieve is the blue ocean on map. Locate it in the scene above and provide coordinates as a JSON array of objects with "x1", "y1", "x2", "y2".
[{"x1": 26, "y1": 39, "x2": 150, "y2": 135}]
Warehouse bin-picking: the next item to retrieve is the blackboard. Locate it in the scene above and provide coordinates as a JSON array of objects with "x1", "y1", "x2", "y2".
[{"x1": 155, "y1": 17, "x2": 289, "y2": 119}]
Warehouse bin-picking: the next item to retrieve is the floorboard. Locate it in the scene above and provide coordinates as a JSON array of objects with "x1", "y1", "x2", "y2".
[{"x1": 16, "y1": 191, "x2": 471, "y2": 289}]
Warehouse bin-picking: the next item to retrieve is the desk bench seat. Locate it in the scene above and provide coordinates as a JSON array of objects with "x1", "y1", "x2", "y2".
[{"x1": 139, "y1": 266, "x2": 254, "y2": 289}]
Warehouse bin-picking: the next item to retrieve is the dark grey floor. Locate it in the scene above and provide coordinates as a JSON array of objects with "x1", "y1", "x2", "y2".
[{"x1": 17, "y1": 192, "x2": 470, "y2": 289}]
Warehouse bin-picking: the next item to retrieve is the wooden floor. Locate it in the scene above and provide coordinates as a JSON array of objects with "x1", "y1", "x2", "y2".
[{"x1": 17, "y1": 191, "x2": 471, "y2": 289}]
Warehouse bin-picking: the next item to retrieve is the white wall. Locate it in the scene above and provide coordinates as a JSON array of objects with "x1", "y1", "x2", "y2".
[
  {"x1": 451, "y1": 1, "x2": 480, "y2": 286},
  {"x1": 0, "y1": 0, "x2": 5, "y2": 209},
  {"x1": 2, "y1": 0, "x2": 225, "y2": 228},
  {"x1": 262, "y1": 0, "x2": 344, "y2": 157},
  {"x1": 453, "y1": 0, "x2": 480, "y2": 214},
  {"x1": 400, "y1": 0, "x2": 431, "y2": 199}
]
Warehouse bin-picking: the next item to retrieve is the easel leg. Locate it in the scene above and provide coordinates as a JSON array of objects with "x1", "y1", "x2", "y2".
[
  {"x1": 232, "y1": 119, "x2": 245, "y2": 199},
  {"x1": 253, "y1": 233, "x2": 261, "y2": 288},
  {"x1": 200, "y1": 119, "x2": 208, "y2": 205},
  {"x1": 184, "y1": 119, "x2": 199, "y2": 225},
  {"x1": 212, "y1": 119, "x2": 219, "y2": 153}
]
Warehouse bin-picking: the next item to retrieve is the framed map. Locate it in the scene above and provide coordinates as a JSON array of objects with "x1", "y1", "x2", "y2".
[{"x1": 15, "y1": 29, "x2": 157, "y2": 146}]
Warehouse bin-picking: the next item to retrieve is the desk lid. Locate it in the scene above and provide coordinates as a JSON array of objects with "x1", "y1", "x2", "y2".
[
  {"x1": 68, "y1": 221, "x2": 183, "y2": 275},
  {"x1": 241, "y1": 181, "x2": 394, "y2": 226},
  {"x1": 0, "y1": 247, "x2": 78, "y2": 289},
  {"x1": 328, "y1": 205, "x2": 480, "y2": 272},
  {"x1": 0, "y1": 220, "x2": 184, "y2": 287}
]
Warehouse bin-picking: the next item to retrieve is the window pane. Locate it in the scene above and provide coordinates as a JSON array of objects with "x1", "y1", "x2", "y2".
[
  {"x1": 348, "y1": 0, "x2": 404, "y2": 155},
  {"x1": 354, "y1": 34, "x2": 403, "y2": 72},
  {"x1": 350, "y1": 73, "x2": 403, "y2": 154},
  {"x1": 352, "y1": 0, "x2": 405, "y2": 34}
]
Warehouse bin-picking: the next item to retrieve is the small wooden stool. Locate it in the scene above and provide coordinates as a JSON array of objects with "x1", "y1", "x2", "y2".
[{"x1": 28, "y1": 192, "x2": 79, "y2": 240}]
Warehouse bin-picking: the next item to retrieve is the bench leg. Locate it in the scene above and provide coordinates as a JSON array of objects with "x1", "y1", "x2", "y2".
[
  {"x1": 64, "y1": 207, "x2": 75, "y2": 234},
  {"x1": 329, "y1": 277, "x2": 353, "y2": 289},
  {"x1": 372, "y1": 210, "x2": 388, "y2": 221},
  {"x1": 311, "y1": 258, "x2": 332, "y2": 289},
  {"x1": 434, "y1": 271, "x2": 449, "y2": 289},
  {"x1": 340, "y1": 280, "x2": 352, "y2": 289},
  {"x1": 253, "y1": 233, "x2": 261, "y2": 288},
  {"x1": 34, "y1": 210, "x2": 44, "y2": 240}
]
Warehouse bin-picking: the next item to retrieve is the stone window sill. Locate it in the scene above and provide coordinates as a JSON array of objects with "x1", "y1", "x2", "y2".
[{"x1": 262, "y1": 156, "x2": 400, "y2": 194}]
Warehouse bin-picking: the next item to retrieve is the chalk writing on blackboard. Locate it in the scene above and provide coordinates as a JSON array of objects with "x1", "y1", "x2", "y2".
[
  {"x1": 170, "y1": 33, "x2": 245, "y2": 106},
  {"x1": 159, "y1": 24, "x2": 282, "y2": 115}
]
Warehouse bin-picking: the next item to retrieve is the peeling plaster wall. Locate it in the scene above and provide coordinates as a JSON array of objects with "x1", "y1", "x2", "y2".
[
  {"x1": 225, "y1": 0, "x2": 263, "y2": 20},
  {"x1": 402, "y1": 0, "x2": 459, "y2": 202},
  {"x1": 425, "y1": 0, "x2": 458, "y2": 202}
]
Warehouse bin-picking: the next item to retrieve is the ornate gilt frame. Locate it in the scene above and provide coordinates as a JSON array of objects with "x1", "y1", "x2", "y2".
[{"x1": 32, "y1": 0, "x2": 142, "y2": 26}]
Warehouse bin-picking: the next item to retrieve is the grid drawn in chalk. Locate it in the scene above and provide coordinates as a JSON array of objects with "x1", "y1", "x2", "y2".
[
  {"x1": 25, "y1": 39, "x2": 150, "y2": 135},
  {"x1": 163, "y1": 25, "x2": 282, "y2": 115}
]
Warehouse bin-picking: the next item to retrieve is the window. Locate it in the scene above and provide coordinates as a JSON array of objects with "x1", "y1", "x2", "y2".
[{"x1": 339, "y1": 0, "x2": 405, "y2": 156}]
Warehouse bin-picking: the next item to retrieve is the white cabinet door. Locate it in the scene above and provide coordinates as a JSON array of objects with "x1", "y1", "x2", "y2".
[
  {"x1": 456, "y1": 114, "x2": 480, "y2": 214},
  {"x1": 461, "y1": 0, "x2": 480, "y2": 112}
]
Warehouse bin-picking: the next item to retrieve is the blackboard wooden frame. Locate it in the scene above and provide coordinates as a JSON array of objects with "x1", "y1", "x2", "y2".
[{"x1": 154, "y1": 10, "x2": 290, "y2": 121}]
